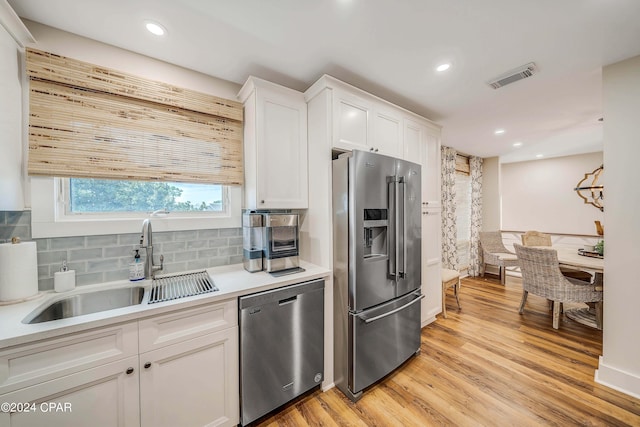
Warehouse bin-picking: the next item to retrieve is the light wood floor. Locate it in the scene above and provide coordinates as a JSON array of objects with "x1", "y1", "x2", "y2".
[{"x1": 255, "y1": 275, "x2": 640, "y2": 426}]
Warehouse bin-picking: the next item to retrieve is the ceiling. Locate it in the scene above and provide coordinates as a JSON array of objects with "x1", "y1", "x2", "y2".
[{"x1": 7, "y1": 0, "x2": 640, "y2": 162}]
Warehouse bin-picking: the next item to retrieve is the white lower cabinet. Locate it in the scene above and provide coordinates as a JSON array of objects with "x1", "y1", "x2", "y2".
[
  {"x1": 139, "y1": 327, "x2": 238, "y2": 427},
  {"x1": 0, "y1": 356, "x2": 140, "y2": 427},
  {"x1": 0, "y1": 299, "x2": 239, "y2": 427},
  {"x1": 421, "y1": 209, "x2": 443, "y2": 324}
]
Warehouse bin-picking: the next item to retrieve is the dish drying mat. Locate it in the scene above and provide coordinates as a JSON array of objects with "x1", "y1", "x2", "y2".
[{"x1": 149, "y1": 270, "x2": 218, "y2": 304}]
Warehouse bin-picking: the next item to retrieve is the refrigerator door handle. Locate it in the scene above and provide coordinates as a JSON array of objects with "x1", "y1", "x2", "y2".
[
  {"x1": 360, "y1": 293, "x2": 424, "y2": 324},
  {"x1": 395, "y1": 178, "x2": 401, "y2": 281},
  {"x1": 399, "y1": 178, "x2": 406, "y2": 279},
  {"x1": 387, "y1": 176, "x2": 398, "y2": 279}
]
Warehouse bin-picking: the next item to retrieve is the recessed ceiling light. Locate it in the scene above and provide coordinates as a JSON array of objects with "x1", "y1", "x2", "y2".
[
  {"x1": 536, "y1": 154, "x2": 544, "y2": 158},
  {"x1": 436, "y1": 63, "x2": 451, "y2": 72},
  {"x1": 145, "y1": 21, "x2": 166, "y2": 36},
  {"x1": 494, "y1": 129, "x2": 505, "y2": 135},
  {"x1": 513, "y1": 142, "x2": 523, "y2": 147}
]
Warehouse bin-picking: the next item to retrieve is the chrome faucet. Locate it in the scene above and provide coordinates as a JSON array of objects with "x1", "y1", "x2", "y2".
[{"x1": 140, "y1": 219, "x2": 163, "y2": 279}]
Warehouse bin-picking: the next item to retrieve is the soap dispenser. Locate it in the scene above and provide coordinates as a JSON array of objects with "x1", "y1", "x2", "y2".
[
  {"x1": 54, "y1": 260, "x2": 76, "y2": 292},
  {"x1": 129, "y1": 249, "x2": 145, "y2": 281}
]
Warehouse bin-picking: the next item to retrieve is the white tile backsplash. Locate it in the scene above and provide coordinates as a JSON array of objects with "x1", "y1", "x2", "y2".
[{"x1": 1, "y1": 210, "x2": 243, "y2": 291}]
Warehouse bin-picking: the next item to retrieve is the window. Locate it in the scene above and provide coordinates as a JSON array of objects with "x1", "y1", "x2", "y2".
[
  {"x1": 26, "y1": 48, "x2": 244, "y2": 238},
  {"x1": 66, "y1": 179, "x2": 226, "y2": 215},
  {"x1": 456, "y1": 172, "x2": 472, "y2": 270},
  {"x1": 31, "y1": 177, "x2": 242, "y2": 238}
]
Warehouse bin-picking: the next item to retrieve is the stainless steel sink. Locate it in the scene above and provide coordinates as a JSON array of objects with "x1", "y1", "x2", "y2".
[{"x1": 23, "y1": 286, "x2": 146, "y2": 324}]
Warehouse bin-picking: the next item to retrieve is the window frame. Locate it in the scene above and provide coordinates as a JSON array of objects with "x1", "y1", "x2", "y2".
[
  {"x1": 30, "y1": 177, "x2": 242, "y2": 238},
  {"x1": 62, "y1": 178, "x2": 230, "y2": 218}
]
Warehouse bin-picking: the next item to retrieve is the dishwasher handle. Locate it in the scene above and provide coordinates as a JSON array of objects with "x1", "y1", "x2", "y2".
[
  {"x1": 279, "y1": 295, "x2": 297, "y2": 305},
  {"x1": 361, "y1": 293, "x2": 424, "y2": 324}
]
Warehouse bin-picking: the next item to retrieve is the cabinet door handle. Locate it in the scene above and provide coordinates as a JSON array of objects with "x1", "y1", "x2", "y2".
[
  {"x1": 144, "y1": 362, "x2": 152, "y2": 369},
  {"x1": 260, "y1": 200, "x2": 265, "y2": 204},
  {"x1": 375, "y1": 148, "x2": 379, "y2": 152},
  {"x1": 369, "y1": 147, "x2": 374, "y2": 152},
  {"x1": 126, "y1": 367, "x2": 134, "y2": 375}
]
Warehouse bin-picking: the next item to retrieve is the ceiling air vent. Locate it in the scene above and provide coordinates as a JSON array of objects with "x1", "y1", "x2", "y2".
[{"x1": 487, "y1": 62, "x2": 538, "y2": 89}]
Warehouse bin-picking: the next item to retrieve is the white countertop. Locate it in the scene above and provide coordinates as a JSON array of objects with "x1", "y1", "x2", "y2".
[{"x1": 0, "y1": 261, "x2": 331, "y2": 349}]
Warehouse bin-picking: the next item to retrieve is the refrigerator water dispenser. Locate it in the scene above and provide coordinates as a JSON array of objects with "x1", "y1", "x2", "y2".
[{"x1": 363, "y1": 208, "x2": 388, "y2": 259}]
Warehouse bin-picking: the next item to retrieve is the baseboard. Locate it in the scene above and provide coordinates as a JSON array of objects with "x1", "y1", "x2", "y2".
[
  {"x1": 421, "y1": 308, "x2": 438, "y2": 327},
  {"x1": 321, "y1": 381, "x2": 335, "y2": 392},
  {"x1": 595, "y1": 356, "x2": 640, "y2": 399}
]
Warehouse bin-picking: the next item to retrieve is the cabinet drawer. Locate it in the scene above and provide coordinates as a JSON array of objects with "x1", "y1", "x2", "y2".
[
  {"x1": 138, "y1": 299, "x2": 237, "y2": 353},
  {"x1": 0, "y1": 322, "x2": 138, "y2": 395}
]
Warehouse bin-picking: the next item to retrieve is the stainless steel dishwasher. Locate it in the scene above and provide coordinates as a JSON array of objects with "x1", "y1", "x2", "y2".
[{"x1": 239, "y1": 279, "x2": 324, "y2": 426}]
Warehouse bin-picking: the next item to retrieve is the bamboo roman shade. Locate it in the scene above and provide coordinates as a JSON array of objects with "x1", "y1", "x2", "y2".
[
  {"x1": 455, "y1": 154, "x2": 470, "y2": 175},
  {"x1": 26, "y1": 48, "x2": 243, "y2": 185}
]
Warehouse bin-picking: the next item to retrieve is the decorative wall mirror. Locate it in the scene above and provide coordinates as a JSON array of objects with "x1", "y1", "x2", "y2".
[{"x1": 574, "y1": 164, "x2": 603, "y2": 211}]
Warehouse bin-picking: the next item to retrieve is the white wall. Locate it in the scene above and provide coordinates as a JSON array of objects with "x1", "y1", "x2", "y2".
[
  {"x1": 501, "y1": 152, "x2": 604, "y2": 235},
  {"x1": 0, "y1": 9, "x2": 26, "y2": 210},
  {"x1": 595, "y1": 55, "x2": 640, "y2": 398},
  {"x1": 481, "y1": 156, "x2": 500, "y2": 231},
  {"x1": 23, "y1": 20, "x2": 240, "y2": 99}
]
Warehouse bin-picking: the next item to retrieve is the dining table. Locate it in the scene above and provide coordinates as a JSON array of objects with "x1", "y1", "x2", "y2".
[{"x1": 553, "y1": 247, "x2": 604, "y2": 330}]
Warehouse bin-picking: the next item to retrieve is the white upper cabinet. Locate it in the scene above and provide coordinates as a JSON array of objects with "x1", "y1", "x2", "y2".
[
  {"x1": 372, "y1": 105, "x2": 403, "y2": 157},
  {"x1": 423, "y1": 126, "x2": 442, "y2": 205},
  {"x1": 307, "y1": 75, "x2": 407, "y2": 158},
  {"x1": 403, "y1": 117, "x2": 442, "y2": 207},
  {"x1": 403, "y1": 118, "x2": 424, "y2": 160},
  {"x1": 333, "y1": 89, "x2": 372, "y2": 151},
  {"x1": 239, "y1": 77, "x2": 308, "y2": 209}
]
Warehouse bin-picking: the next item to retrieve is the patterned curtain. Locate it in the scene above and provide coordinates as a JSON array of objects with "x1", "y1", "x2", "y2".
[
  {"x1": 441, "y1": 146, "x2": 458, "y2": 270},
  {"x1": 469, "y1": 156, "x2": 483, "y2": 276}
]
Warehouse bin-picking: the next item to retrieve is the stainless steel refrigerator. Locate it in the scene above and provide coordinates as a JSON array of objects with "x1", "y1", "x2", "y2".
[{"x1": 332, "y1": 149, "x2": 423, "y2": 401}]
